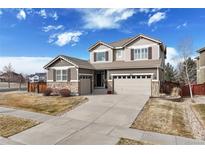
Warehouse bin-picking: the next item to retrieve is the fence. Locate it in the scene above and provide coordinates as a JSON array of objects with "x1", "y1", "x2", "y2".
[
  {"x1": 181, "y1": 83, "x2": 205, "y2": 96},
  {"x1": 161, "y1": 81, "x2": 180, "y2": 94},
  {"x1": 27, "y1": 82, "x2": 47, "y2": 93}
]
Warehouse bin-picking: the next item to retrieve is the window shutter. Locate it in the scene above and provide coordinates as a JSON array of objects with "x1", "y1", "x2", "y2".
[
  {"x1": 148, "y1": 47, "x2": 152, "y2": 59},
  {"x1": 94, "y1": 53, "x2": 96, "y2": 62},
  {"x1": 131, "y1": 49, "x2": 134, "y2": 60},
  {"x1": 53, "y1": 69, "x2": 56, "y2": 81},
  {"x1": 105, "y1": 51, "x2": 109, "y2": 61},
  {"x1": 67, "y1": 69, "x2": 70, "y2": 81}
]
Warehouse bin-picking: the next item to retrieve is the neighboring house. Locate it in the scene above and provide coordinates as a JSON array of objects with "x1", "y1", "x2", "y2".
[
  {"x1": 196, "y1": 47, "x2": 205, "y2": 84},
  {"x1": 44, "y1": 34, "x2": 167, "y2": 96},
  {"x1": 0, "y1": 71, "x2": 25, "y2": 82},
  {"x1": 28, "y1": 73, "x2": 46, "y2": 82}
]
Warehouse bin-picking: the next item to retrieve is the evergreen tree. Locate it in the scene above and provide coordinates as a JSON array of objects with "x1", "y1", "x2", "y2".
[{"x1": 164, "y1": 62, "x2": 178, "y2": 82}]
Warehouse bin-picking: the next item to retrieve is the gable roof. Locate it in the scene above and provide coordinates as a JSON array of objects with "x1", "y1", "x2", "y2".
[
  {"x1": 197, "y1": 47, "x2": 205, "y2": 53},
  {"x1": 88, "y1": 41, "x2": 114, "y2": 51},
  {"x1": 89, "y1": 34, "x2": 164, "y2": 51},
  {"x1": 43, "y1": 55, "x2": 94, "y2": 70}
]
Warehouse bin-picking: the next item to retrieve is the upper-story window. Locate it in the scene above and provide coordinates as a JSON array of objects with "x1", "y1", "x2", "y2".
[
  {"x1": 94, "y1": 51, "x2": 108, "y2": 62},
  {"x1": 134, "y1": 48, "x2": 148, "y2": 60},
  {"x1": 96, "y1": 52, "x2": 106, "y2": 61},
  {"x1": 116, "y1": 50, "x2": 123, "y2": 59},
  {"x1": 56, "y1": 70, "x2": 67, "y2": 81}
]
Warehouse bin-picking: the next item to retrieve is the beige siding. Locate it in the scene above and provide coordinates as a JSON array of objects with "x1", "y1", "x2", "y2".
[
  {"x1": 47, "y1": 69, "x2": 53, "y2": 81},
  {"x1": 107, "y1": 68, "x2": 158, "y2": 80},
  {"x1": 158, "y1": 68, "x2": 164, "y2": 82},
  {"x1": 128, "y1": 38, "x2": 157, "y2": 46},
  {"x1": 70, "y1": 68, "x2": 78, "y2": 80},
  {"x1": 200, "y1": 52, "x2": 205, "y2": 67},
  {"x1": 79, "y1": 68, "x2": 94, "y2": 74}
]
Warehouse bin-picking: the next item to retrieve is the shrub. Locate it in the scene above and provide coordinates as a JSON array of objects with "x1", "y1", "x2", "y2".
[
  {"x1": 59, "y1": 89, "x2": 70, "y2": 97},
  {"x1": 43, "y1": 88, "x2": 52, "y2": 96}
]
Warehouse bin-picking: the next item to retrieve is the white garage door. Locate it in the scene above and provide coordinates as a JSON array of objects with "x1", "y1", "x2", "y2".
[
  {"x1": 113, "y1": 75, "x2": 151, "y2": 95},
  {"x1": 80, "y1": 76, "x2": 92, "y2": 95}
]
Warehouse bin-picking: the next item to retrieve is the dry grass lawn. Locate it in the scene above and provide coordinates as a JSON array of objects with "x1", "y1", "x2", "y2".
[
  {"x1": 117, "y1": 138, "x2": 153, "y2": 145},
  {"x1": 0, "y1": 92, "x2": 88, "y2": 115},
  {"x1": 0, "y1": 114, "x2": 39, "y2": 137},
  {"x1": 192, "y1": 104, "x2": 205, "y2": 126},
  {"x1": 131, "y1": 98, "x2": 194, "y2": 138}
]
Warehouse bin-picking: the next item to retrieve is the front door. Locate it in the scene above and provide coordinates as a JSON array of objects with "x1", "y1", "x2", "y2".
[
  {"x1": 95, "y1": 71, "x2": 105, "y2": 88},
  {"x1": 97, "y1": 73, "x2": 102, "y2": 87}
]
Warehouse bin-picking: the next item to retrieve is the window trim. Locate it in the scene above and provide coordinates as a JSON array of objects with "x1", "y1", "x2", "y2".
[
  {"x1": 95, "y1": 51, "x2": 106, "y2": 62},
  {"x1": 56, "y1": 69, "x2": 68, "y2": 82},
  {"x1": 133, "y1": 48, "x2": 149, "y2": 60},
  {"x1": 115, "y1": 50, "x2": 123, "y2": 60}
]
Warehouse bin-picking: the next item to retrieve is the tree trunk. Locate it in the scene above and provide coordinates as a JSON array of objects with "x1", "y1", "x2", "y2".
[
  {"x1": 8, "y1": 81, "x2": 10, "y2": 88},
  {"x1": 185, "y1": 63, "x2": 194, "y2": 102}
]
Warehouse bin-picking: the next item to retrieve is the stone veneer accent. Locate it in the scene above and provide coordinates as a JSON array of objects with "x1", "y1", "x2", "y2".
[
  {"x1": 107, "y1": 80, "x2": 113, "y2": 92},
  {"x1": 47, "y1": 82, "x2": 79, "y2": 95},
  {"x1": 107, "y1": 79, "x2": 159, "y2": 96},
  {"x1": 151, "y1": 80, "x2": 160, "y2": 97}
]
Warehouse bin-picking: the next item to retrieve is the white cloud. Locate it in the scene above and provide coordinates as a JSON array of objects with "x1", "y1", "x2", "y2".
[
  {"x1": 166, "y1": 47, "x2": 179, "y2": 66},
  {"x1": 80, "y1": 9, "x2": 136, "y2": 29},
  {"x1": 0, "y1": 57, "x2": 52, "y2": 74},
  {"x1": 176, "y1": 22, "x2": 187, "y2": 29},
  {"x1": 148, "y1": 12, "x2": 166, "y2": 26},
  {"x1": 39, "y1": 9, "x2": 47, "y2": 18},
  {"x1": 42, "y1": 25, "x2": 64, "y2": 32},
  {"x1": 139, "y1": 8, "x2": 150, "y2": 14},
  {"x1": 49, "y1": 31, "x2": 82, "y2": 47},
  {"x1": 16, "y1": 9, "x2": 26, "y2": 20},
  {"x1": 52, "y1": 12, "x2": 58, "y2": 20}
]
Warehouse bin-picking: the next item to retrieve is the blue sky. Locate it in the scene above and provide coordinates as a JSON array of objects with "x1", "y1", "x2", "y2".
[{"x1": 0, "y1": 8, "x2": 205, "y2": 74}]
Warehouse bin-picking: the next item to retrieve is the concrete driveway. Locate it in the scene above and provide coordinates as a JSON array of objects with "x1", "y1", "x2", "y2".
[{"x1": 9, "y1": 94, "x2": 149, "y2": 145}]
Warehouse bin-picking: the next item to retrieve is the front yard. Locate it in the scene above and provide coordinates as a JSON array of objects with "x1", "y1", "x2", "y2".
[
  {"x1": 0, "y1": 92, "x2": 88, "y2": 115},
  {"x1": 0, "y1": 114, "x2": 39, "y2": 137},
  {"x1": 192, "y1": 104, "x2": 205, "y2": 126},
  {"x1": 131, "y1": 98, "x2": 194, "y2": 138},
  {"x1": 117, "y1": 138, "x2": 153, "y2": 145}
]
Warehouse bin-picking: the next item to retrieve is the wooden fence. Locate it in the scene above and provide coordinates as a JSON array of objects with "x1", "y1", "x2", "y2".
[
  {"x1": 181, "y1": 83, "x2": 205, "y2": 96},
  {"x1": 161, "y1": 81, "x2": 180, "y2": 94},
  {"x1": 27, "y1": 82, "x2": 47, "y2": 93}
]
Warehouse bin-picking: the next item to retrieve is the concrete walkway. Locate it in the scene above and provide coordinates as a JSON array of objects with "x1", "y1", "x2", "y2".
[
  {"x1": 0, "y1": 106, "x2": 54, "y2": 122},
  {"x1": 8, "y1": 94, "x2": 148, "y2": 144},
  {"x1": 2, "y1": 94, "x2": 205, "y2": 145}
]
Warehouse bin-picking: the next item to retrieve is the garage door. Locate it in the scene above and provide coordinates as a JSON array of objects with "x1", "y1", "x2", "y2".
[
  {"x1": 113, "y1": 75, "x2": 151, "y2": 95},
  {"x1": 80, "y1": 75, "x2": 92, "y2": 95}
]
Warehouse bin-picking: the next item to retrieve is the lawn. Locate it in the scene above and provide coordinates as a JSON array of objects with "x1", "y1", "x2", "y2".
[
  {"x1": 0, "y1": 114, "x2": 39, "y2": 137},
  {"x1": 117, "y1": 138, "x2": 152, "y2": 145},
  {"x1": 131, "y1": 98, "x2": 194, "y2": 138},
  {"x1": 0, "y1": 92, "x2": 88, "y2": 115},
  {"x1": 192, "y1": 104, "x2": 205, "y2": 126}
]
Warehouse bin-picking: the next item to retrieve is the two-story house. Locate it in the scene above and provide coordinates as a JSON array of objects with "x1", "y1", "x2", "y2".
[
  {"x1": 196, "y1": 47, "x2": 205, "y2": 84},
  {"x1": 44, "y1": 34, "x2": 167, "y2": 96}
]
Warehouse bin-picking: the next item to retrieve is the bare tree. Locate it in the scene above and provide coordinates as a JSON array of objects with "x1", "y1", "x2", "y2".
[
  {"x1": 3, "y1": 63, "x2": 14, "y2": 88},
  {"x1": 177, "y1": 38, "x2": 195, "y2": 101}
]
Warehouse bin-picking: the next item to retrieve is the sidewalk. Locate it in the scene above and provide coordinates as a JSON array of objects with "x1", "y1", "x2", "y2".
[{"x1": 0, "y1": 106, "x2": 54, "y2": 122}]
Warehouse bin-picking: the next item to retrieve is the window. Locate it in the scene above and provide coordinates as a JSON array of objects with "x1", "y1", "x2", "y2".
[
  {"x1": 134, "y1": 48, "x2": 148, "y2": 60},
  {"x1": 116, "y1": 50, "x2": 123, "y2": 59},
  {"x1": 56, "y1": 70, "x2": 61, "y2": 81},
  {"x1": 96, "y1": 52, "x2": 106, "y2": 61},
  {"x1": 62, "y1": 70, "x2": 67, "y2": 81},
  {"x1": 56, "y1": 70, "x2": 67, "y2": 81}
]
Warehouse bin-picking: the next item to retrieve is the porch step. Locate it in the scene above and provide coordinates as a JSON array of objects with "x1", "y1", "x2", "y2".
[{"x1": 92, "y1": 88, "x2": 107, "y2": 95}]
